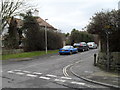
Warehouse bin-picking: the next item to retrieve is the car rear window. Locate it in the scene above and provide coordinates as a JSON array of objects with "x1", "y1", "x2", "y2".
[{"x1": 63, "y1": 46, "x2": 71, "y2": 49}]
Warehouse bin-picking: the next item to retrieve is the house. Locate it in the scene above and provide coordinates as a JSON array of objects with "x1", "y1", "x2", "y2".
[
  {"x1": 1, "y1": 16, "x2": 58, "y2": 49},
  {"x1": 2, "y1": 16, "x2": 57, "y2": 35},
  {"x1": 35, "y1": 17, "x2": 57, "y2": 31}
]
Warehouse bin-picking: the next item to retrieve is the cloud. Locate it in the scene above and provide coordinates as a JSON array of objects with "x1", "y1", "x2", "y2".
[{"x1": 28, "y1": 0, "x2": 119, "y2": 33}]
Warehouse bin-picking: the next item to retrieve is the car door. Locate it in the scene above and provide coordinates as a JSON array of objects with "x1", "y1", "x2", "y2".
[{"x1": 70, "y1": 46, "x2": 75, "y2": 52}]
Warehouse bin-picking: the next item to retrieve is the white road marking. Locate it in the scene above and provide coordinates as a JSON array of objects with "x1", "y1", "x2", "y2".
[
  {"x1": 54, "y1": 79, "x2": 66, "y2": 82},
  {"x1": 7, "y1": 71, "x2": 14, "y2": 73},
  {"x1": 63, "y1": 64, "x2": 73, "y2": 76},
  {"x1": 23, "y1": 71, "x2": 31, "y2": 73},
  {"x1": 33, "y1": 72, "x2": 42, "y2": 75},
  {"x1": 26, "y1": 74, "x2": 37, "y2": 77},
  {"x1": 16, "y1": 72, "x2": 24, "y2": 75},
  {"x1": 46, "y1": 74, "x2": 57, "y2": 77},
  {"x1": 61, "y1": 77, "x2": 72, "y2": 80},
  {"x1": 39, "y1": 76, "x2": 50, "y2": 80},
  {"x1": 71, "y1": 81, "x2": 85, "y2": 85},
  {"x1": 75, "y1": 60, "x2": 81, "y2": 64},
  {"x1": 14, "y1": 70, "x2": 21, "y2": 72}
]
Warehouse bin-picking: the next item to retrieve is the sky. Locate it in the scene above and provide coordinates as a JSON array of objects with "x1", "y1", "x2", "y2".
[{"x1": 28, "y1": 0, "x2": 119, "y2": 33}]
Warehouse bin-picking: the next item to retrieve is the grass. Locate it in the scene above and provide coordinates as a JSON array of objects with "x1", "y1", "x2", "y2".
[{"x1": 2, "y1": 50, "x2": 58, "y2": 60}]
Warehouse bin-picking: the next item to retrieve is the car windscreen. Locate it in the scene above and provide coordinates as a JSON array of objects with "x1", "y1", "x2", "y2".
[
  {"x1": 62, "y1": 46, "x2": 71, "y2": 49},
  {"x1": 73, "y1": 43, "x2": 80, "y2": 46},
  {"x1": 87, "y1": 42, "x2": 94, "y2": 45}
]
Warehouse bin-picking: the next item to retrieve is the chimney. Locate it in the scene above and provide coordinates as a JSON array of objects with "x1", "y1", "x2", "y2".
[{"x1": 34, "y1": 9, "x2": 39, "y2": 16}]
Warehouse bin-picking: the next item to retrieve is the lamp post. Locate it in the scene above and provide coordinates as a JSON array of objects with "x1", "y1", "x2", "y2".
[{"x1": 45, "y1": 19, "x2": 48, "y2": 54}]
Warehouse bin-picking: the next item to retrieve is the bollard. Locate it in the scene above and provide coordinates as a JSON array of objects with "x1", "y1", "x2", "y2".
[{"x1": 94, "y1": 54, "x2": 97, "y2": 66}]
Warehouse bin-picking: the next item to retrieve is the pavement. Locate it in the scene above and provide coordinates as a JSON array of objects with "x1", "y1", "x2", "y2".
[{"x1": 70, "y1": 54, "x2": 120, "y2": 89}]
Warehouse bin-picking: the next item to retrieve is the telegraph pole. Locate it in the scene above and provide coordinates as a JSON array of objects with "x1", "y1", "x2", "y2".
[{"x1": 45, "y1": 19, "x2": 48, "y2": 54}]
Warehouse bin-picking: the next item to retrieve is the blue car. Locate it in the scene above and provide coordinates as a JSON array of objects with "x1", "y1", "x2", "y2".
[{"x1": 59, "y1": 45, "x2": 78, "y2": 55}]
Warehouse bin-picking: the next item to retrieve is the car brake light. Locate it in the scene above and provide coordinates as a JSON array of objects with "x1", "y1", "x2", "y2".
[
  {"x1": 90, "y1": 44, "x2": 92, "y2": 46},
  {"x1": 80, "y1": 44, "x2": 83, "y2": 46}
]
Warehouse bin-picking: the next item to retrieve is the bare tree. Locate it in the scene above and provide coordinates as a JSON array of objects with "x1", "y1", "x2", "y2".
[{"x1": 0, "y1": 0, "x2": 35, "y2": 35}]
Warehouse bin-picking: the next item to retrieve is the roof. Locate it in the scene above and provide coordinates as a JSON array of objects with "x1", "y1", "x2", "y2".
[
  {"x1": 35, "y1": 17, "x2": 57, "y2": 30},
  {"x1": 7, "y1": 18, "x2": 23, "y2": 28},
  {"x1": 7, "y1": 17, "x2": 57, "y2": 30}
]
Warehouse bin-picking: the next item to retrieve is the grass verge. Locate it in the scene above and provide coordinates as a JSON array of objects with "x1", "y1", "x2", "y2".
[{"x1": 2, "y1": 50, "x2": 58, "y2": 60}]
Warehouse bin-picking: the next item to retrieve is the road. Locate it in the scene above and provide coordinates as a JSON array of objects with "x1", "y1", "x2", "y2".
[{"x1": 1, "y1": 49, "x2": 109, "y2": 89}]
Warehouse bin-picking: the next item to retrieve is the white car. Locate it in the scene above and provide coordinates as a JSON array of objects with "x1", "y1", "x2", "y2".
[{"x1": 87, "y1": 42, "x2": 97, "y2": 49}]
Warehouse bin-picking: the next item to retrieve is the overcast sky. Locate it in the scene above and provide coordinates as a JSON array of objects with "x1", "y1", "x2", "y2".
[{"x1": 28, "y1": 0, "x2": 119, "y2": 33}]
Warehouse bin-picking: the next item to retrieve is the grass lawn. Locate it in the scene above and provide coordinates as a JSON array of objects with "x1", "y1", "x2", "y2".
[{"x1": 2, "y1": 50, "x2": 58, "y2": 60}]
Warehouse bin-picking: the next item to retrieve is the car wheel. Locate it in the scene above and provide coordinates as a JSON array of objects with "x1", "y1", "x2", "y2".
[
  {"x1": 76, "y1": 50, "x2": 78, "y2": 53},
  {"x1": 70, "y1": 51, "x2": 72, "y2": 55},
  {"x1": 59, "y1": 53, "x2": 62, "y2": 55},
  {"x1": 82, "y1": 49, "x2": 84, "y2": 52},
  {"x1": 87, "y1": 48, "x2": 89, "y2": 51}
]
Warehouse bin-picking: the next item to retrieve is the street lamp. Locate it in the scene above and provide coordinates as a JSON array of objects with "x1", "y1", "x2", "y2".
[{"x1": 45, "y1": 19, "x2": 48, "y2": 54}]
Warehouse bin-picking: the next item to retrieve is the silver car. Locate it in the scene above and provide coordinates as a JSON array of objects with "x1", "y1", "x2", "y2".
[{"x1": 87, "y1": 42, "x2": 97, "y2": 49}]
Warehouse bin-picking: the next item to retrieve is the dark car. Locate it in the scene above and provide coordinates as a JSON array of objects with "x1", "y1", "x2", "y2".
[{"x1": 73, "y1": 42, "x2": 89, "y2": 52}]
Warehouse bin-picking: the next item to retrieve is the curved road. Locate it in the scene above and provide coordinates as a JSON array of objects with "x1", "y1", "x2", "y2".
[{"x1": 2, "y1": 49, "x2": 109, "y2": 89}]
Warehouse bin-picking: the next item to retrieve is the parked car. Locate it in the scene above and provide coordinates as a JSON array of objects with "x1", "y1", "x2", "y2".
[
  {"x1": 87, "y1": 42, "x2": 97, "y2": 49},
  {"x1": 59, "y1": 45, "x2": 78, "y2": 55},
  {"x1": 73, "y1": 42, "x2": 89, "y2": 52}
]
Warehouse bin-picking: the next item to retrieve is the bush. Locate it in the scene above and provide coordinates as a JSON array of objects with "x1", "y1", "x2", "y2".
[
  {"x1": 47, "y1": 31, "x2": 63, "y2": 50},
  {"x1": 22, "y1": 11, "x2": 63, "y2": 52},
  {"x1": 69, "y1": 29, "x2": 94, "y2": 44}
]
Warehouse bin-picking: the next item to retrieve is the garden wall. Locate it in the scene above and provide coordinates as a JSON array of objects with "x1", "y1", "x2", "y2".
[
  {"x1": 2, "y1": 49, "x2": 24, "y2": 55},
  {"x1": 97, "y1": 52, "x2": 120, "y2": 72}
]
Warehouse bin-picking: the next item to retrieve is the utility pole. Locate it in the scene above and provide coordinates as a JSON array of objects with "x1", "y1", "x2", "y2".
[
  {"x1": 105, "y1": 25, "x2": 110, "y2": 71},
  {"x1": 45, "y1": 19, "x2": 48, "y2": 54}
]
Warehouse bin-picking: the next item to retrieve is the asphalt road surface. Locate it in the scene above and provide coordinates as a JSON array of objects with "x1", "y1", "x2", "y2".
[{"x1": 1, "y1": 49, "x2": 109, "y2": 89}]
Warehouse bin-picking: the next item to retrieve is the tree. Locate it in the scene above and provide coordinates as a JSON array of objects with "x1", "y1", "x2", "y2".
[
  {"x1": 87, "y1": 10, "x2": 120, "y2": 52},
  {"x1": 23, "y1": 11, "x2": 41, "y2": 52},
  {"x1": 0, "y1": 0, "x2": 33, "y2": 35},
  {"x1": 3, "y1": 16, "x2": 19, "y2": 49},
  {"x1": 69, "y1": 29, "x2": 94, "y2": 44},
  {"x1": 65, "y1": 33, "x2": 69, "y2": 37},
  {"x1": 23, "y1": 11, "x2": 63, "y2": 52}
]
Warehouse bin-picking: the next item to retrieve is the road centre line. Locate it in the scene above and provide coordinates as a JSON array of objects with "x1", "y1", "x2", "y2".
[
  {"x1": 7, "y1": 71, "x2": 14, "y2": 73},
  {"x1": 26, "y1": 74, "x2": 37, "y2": 77},
  {"x1": 46, "y1": 74, "x2": 57, "y2": 77},
  {"x1": 75, "y1": 60, "x2": 81, "y2": 64},
  {"x1": 39, "y1": 76, "x2": 50, "y2": 80},
  {"x1": 63, "y1": 64, "x2": 73, "y2": 77},
  {"x1": 33, "y1": 72, "x2": 42, "y2": 75},
  {"x1": 63, "y1": 55, "x2": 93, "y2": 77}
]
